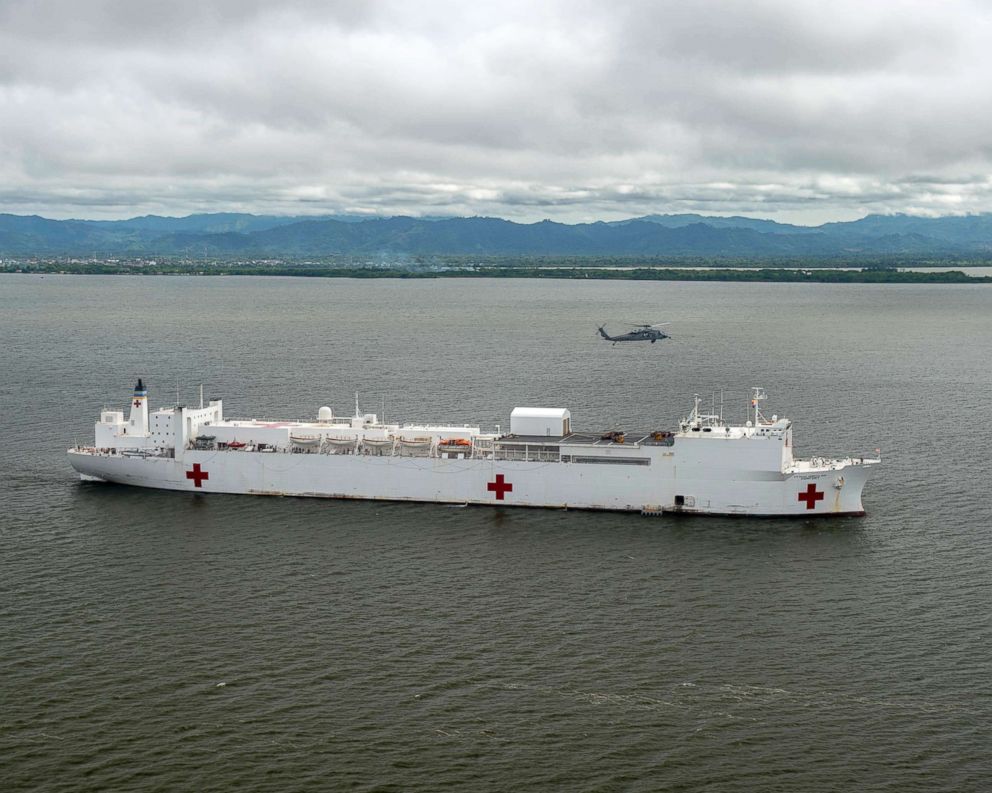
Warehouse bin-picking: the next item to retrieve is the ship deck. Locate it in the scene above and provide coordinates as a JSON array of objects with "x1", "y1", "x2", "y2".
[{"x1": 500, "y1": 431, "x2": 675, "y2": 447}]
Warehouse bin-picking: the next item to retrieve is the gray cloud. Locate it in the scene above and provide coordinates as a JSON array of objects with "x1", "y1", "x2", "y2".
[{"x1": 1, "y1": 0, "x2": 991, "y2": 224}]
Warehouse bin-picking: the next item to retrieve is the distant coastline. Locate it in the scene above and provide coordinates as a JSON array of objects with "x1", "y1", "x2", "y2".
[{"x1": 4, "y1": 259, "x2": 991, "y2": 283}]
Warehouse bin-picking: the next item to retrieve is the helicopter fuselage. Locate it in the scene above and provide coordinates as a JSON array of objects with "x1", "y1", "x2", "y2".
[{"x1": 598, "y1": 326, "x2": 669, "y2": 344}]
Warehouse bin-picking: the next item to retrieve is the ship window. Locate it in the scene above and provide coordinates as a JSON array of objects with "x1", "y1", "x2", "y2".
[
  {"x1": 569, "y1": 455, "x2": 650, "y2": 466},
  {"x1": 674, "y1": 495, "x2": 685, "y2": 506}
]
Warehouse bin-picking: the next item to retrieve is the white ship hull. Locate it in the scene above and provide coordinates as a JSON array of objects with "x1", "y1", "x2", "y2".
[
  {"x1": 68, "y1": 447, "x2": 873, "y2": 517},
  {"x1": 68, "y1": 381, "x2": 879, "y2": 517}
]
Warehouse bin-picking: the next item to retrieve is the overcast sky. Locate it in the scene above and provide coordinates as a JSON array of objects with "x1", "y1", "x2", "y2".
[{"x1": 2, "y1": 0, "x2": 991, "y2": 224}]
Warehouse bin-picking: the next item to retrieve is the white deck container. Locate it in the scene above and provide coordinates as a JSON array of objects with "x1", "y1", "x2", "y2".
[{"x1": 509, "y1": 407, "x2": 571, "y2": 437}]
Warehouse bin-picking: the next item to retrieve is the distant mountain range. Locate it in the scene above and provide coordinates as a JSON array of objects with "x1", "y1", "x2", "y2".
[{"x1": 2, "y1": 211, "x2": 992, "y2": 258}]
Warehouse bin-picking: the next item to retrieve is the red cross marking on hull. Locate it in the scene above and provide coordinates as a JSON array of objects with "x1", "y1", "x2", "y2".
[
  {"x1": 133, "y1": 399, "x2": 142, "y2": 408},
  {"x1": 487, "y1": 474, "x2": 513, "y2": 500},
  {"x1": 798, "y1": 483, "x2": 824, "y2": 509},
  {"x1": 186, "y1": 463, "x2": 209, "y2": 488}
]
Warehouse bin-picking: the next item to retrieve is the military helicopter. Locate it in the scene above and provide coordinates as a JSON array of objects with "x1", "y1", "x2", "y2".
[{"x1": 597, "y1": 322, "x2": 671, "y2": 344}]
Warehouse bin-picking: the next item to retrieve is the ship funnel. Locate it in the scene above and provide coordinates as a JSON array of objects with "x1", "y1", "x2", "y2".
[{"x1": 129, "y1": 378, "x2": 149, "y2": 435}]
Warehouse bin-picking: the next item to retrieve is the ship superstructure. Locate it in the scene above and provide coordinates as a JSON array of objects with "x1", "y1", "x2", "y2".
[{"x1": 68, "y1": 380, "x2": 880, "y2": 517}]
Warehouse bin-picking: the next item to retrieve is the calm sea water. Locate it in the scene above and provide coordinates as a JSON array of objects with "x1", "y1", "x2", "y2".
[{"x1": 2, "y1": 274, "x2": 991, "y2": 792}]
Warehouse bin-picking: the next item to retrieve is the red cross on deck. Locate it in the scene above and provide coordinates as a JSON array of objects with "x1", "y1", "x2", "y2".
[
  {"x1": 133, "y1": 399, "x2": 142, "y2": 408},
  {"x1": 798, "y1": 483, "x2": 824, "y2": 510},
  {"x1": 487, "y1": 474, "x2": 513, "y2": 500},
  {"x1": 186, "y1": 463, "x2": 209, "y2": 488}
]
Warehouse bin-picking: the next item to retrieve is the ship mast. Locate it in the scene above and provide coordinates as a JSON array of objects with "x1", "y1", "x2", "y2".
[{"x1": 751, "y1": 387, "x2": 767, "y2": 425}]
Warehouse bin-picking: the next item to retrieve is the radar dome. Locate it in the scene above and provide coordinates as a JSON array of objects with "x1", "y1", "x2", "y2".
[{"x1": 317, "y1": 406, "x2": 333, "y2": 422}]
